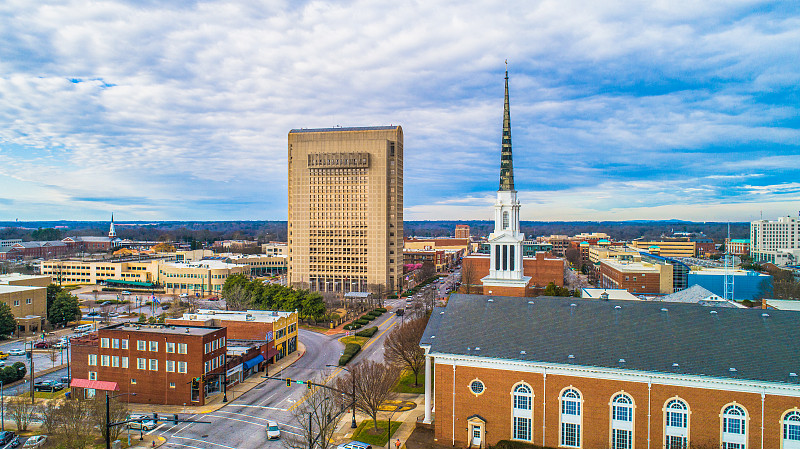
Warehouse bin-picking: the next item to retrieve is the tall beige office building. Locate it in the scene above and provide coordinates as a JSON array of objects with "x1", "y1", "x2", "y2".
[{"x1": 288, "y1": 126, "x2": 403, "y2": 294}]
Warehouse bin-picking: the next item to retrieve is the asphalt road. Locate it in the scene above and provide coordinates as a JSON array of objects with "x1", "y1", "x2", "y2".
[{"x1": 157, "y1": 310, "x2": 403, "y2": 449}]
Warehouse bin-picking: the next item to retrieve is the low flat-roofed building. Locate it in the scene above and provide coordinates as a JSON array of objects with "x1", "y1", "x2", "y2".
[
  {"x1": 0, "y1": 273, "x2": 52, "y2": 287},
  {"x1": 159, "y1": 260, "x2": 246, "y2": 295},
  {"x1": 403, "y1": 248, "x2": 461, "y2": 273},
  {"x1": 0, "y1": 284, "x2": 47, "y2": 334},
  {"x1": 166, "y1": 309, "x2": 298, "y2": 362},
  {"x1": 688, "y1": 268, "x2": 771, "y2": 301},
  {"x1": 225, "y1": 254, "x2": 287, "y2": 276},
  {"x1": 599, "y1": 258, "x2": 673, "y2": 295},
  {"x1": 262, "y1": 242, "x2": 288, "y2": 256},
  {"x1": 70, "y1": 322, "x2": 227, "y2": 406},
  {"x1": 630, "y1": 239, "x2": 698, "y2": 257}
]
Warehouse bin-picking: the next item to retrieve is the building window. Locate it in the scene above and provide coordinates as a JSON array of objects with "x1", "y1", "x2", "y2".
[
  {"x1": 100, "y1": 338, "x2": 109, "y2": 348},
  {"x1": 512, "y1": 383, "x2": 532, "y2": 441},
  {"x1": 611, "y1": 393, "x2": 634, "y2": 449},
  {"x1": 721, "y1": 404, "x2": 747, "y2": 449},
  {"x1": 783, "y1": 410, "x2": 800, "y2": 448},
  {"x1": 111, "y1": 356, "x2": 119, "y2": 367},
  {"x1": 137, "y1": 358, "x2": 146, "y2": 370},
  {"x1": 169, "y1": 382, "x2": 176, "y2": 389},
  {"x1": 503, "y1": 211, "x2": 510, "y2": 229},
  {"x1": 88, "y1": 371, "x2": 97, "y2": 380},
  {"x1": 178, "y1": 343, "x2": 188, "y2": 354},
  {"x1": 469, "y1": 379, "x2": 485, "y2": 396},
  {"x1": 560, "y1": 388, "x2": 582, "y2": 448},
  {"x1": 177, "y1": 361, "x2": 187, "y2": 373},
  {"x1": 13, "y1": 300, "x2": 19, "y2": 306},
  {"x1": 88, "y1": 354, "x2": 97, "y2": 366},
  {"x1": 100, "y1": 355, "x2": 110, "y2": 367},
  {"x1": 137, "y1": 340, "x2": 146, "y2": 351},
  {"x1": 149, "y1": 359, "x2": 158, "y2": 371},
  {"x1": 149, "y1": 341, "x2": 158, "y2": 352},
  {"x1": 131, "y1": 379, "x2": 137, "y2": 385},
  {"x1": 121, "y1": 339, "x2": 128, "y2": 350},
  {"x1": 664, "y1": 398, "x2": 689, "y2": 449},
  {"x1": 112, "y1": 339, "x2": 120, "y2": 349},
  {"x1": 121, "y1": 357, "x2": 129, "y2": 368},
  {"x1": 166, "y1": 360, "x2": 175, "y2": 372},
  {"x1": 26, "y1": 298, "x2": 31, "y2": 304},
  {"x1": 166, "y1": 342, "x2": 175, "y2": 353}
]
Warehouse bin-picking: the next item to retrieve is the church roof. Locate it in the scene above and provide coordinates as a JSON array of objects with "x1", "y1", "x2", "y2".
[{"x1": 424, "y1": 293, "x2": 800, "y2": 385}]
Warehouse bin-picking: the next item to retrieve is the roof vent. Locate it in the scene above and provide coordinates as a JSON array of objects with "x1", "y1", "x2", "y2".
[
  {"x1": 570, "y1": 303, "x2": 577, "y2": 307},
  {"x1": 467, "y1": 347, "x2": 471, "y2": 351},
  {"x1": 520, "y1": 350, "x2": 527, "y2": 355},
  {"x1": 729, "y1": 367, "x2": 737, "y2": 372},
  {"x1": 440, "y1": 311, "x2": 445, "y2": 315},
  {"x1": 614, "y1": 305, "x2": 622, "y2": 309},
  {"x1": 660, "y1": 308, "x2": 668, "y2": 312},
  {"x1": 487, "y1": 298, "x2": 494, "y2": 302},
  {"x1": 474, "y1": 347, "x2": 480, "y2": 351},
  {"x1": 761, "y1": 313, "x2": 770, "y2": 318},
  {"x1": 185, "y1": 328, "x2": 190, "y2": 333},
  {"x1": 528, "y1": 301, "x2": 534, "y2": 304},
  {"x1": 430, "y1": 335, "x2": 435, "y2": 339},
  {"x1": 672, "y1": 363, "x2": 680, "y2": 368},
  {"x1": 619, "y1": 359, "x2": 626, "y2": 363},
  {"x1": 710, "y1": 310, "x2": 718, "y2": 314},
  {"x1": 791, "y1": 373, "x2": 798, "y2": 378},
  {"x1": 568, "y1": 354, "x2": 575, "y2": 359}
]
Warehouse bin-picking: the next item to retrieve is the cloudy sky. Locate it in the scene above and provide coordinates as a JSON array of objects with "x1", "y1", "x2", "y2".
[{"x1": 1, "y1": 1, "x2": 798, "y2": 222}]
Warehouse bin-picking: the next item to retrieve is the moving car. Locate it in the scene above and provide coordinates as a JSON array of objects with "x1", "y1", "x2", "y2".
[
  {"x1": 33, "y1": 380, "x2": 65, "y2": 392},
  {"x1": 22, "y1": 435, "x2": 47, "y2": 448},
  {"x1": 266, "y1": 420, "x2": 280, "y2": 439},
  {"x1": 34, "y1": 341, "x2": 51, "y2": 349},
  {"x1": 7, "y1": 349, "x2": 25, "y2": 356},
  {"x1": 128, "y1": 415, "x2": 157, "y2": 431},
  {"x1": 337, "y1": 441, "x2": 372, "y2": 449},
  {"x1": 0, "y1": 352, "x2": 8, "y2": 360}
]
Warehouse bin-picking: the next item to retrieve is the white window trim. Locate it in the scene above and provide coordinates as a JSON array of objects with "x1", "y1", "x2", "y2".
[
  {"x1": 510, "y1": 382, "x2": 533, "y2": 442},
  {"x1": 609, "y1": 391, "x2": 636, "y2": 449},
  {"x1": 559, "y1": 386, "x2": 583, "y2": 448}
]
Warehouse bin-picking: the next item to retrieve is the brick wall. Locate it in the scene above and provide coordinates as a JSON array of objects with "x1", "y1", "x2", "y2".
[
  {"x1": 433, "y1": 362, "x2": 800, "y2": 448},
  {"x1": 462, "y1": 253, "x2": 565, "y2": 296}
]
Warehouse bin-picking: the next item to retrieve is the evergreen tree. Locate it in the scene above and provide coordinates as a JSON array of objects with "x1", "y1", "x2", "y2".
[
  {"x1": 49, "y1": 291, "x2": 81, "y2": 327},
  {"x1": 0, "y1": 302, "x2": 16, "y2": 336}
]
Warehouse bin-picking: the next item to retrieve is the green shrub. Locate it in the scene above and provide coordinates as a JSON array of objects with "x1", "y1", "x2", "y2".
[
  {"x1": 355, "y1": 319, "x2": 369, "y2": 325},
  {"x1": 338, "y1": 343, "x2": 362, "y2": 365},
  {"x1": 375, "y1": 307, "x2": 387, "y2": 313},
  {"x1": 491, "y1": 440, "x2": 552, "y2": 449},
  {"x1": 355, "y1": 326, "x2": 379, "y2": 338},
  {"x1": 361, "y1": 315, "x2": 375, "y2": 321},
  {"x1": 364, "y1": 312, "x2": 379, "y2": 319},
  {"x1": 387, "y1": 294, "x2": 398, "y2": 299}
]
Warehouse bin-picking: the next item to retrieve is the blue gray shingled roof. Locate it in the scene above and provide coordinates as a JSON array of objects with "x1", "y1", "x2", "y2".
[{"x1": 423, "y1": 293, "x2": 800, "y2": 384}]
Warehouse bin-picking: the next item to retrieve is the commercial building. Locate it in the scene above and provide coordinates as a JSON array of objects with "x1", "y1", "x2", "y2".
[
  {"x1": 0, "y1": 274, "x2": 52, "y2": 288},
  {"x1": 751, "y1": 215, "x2": 800, "y2": 266},
  {"x1": 727, "y1": 238, "x2": 751, "y2": 256},
  {"x1": 455, "y1": 225, "x2": 470, "y2": 239},
  {"x1": 287, "y1": 126, "x2": 404, "y2": 293},
  {"x1": 262, "y1": 242, "x2": 288, "y2": 256},
  {"x1": 227, "y1": 254, "x2": 287, "y2": 277},
  {"x1": 599, "y1": 259, "x2": 674, "y2": 295},
  {"x1": 167, "y1": 309, "x2": 298, "y2": 362},
  {"x1": 403, "y1": 248, "x2": 461, "y2": 273},
  {"x1": 478, "y1": 241, "x2": 554, "y2": 258},
  {"x1": 159, "y1": 260, "x2": 246, "y2": 295},
  {"x1": 639, "y1": 252, "x2": 690, "y2": 293},
  {"x1": 70, "y1": 323, "x2": 227, "y2": 405},
  {"x1": 41, "y1": 258, "x2": 163, "y2": 286},
  {"x1": 420, "y1": 293, "x2": 800, "y2": 449},
  {"x1": 540, "y1": 235, "x2": 570, "y2": 257},
  {"x1": 630, "y1": 239, "x2": 698, "y2": 258},
  {"x1": 405, "y1": 238, "x2": 470, "y2": 254},
  {"x1": 0, "y1": 285, "x2": 46, "y2": 334},
  {"x1": 688, "y1": 268, "x2": 771, "y2": 301},
  {"x1": 0, "y1": 239, "x2": 22, "y2": 249}
]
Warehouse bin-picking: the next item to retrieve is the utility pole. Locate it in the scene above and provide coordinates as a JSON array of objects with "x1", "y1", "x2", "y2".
[{"x1": 29, "y1": 341, "x2": 34, "y2": 405}]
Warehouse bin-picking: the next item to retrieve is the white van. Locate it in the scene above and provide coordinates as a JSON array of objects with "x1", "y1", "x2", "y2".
[{"x1": 74, "y1": 324, "x2": 94, "y2": 333}]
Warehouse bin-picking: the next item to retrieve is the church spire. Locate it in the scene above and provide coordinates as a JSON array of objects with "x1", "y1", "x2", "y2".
[
  {"x1": 108, "y1": 213, "x2": 116, "y2": 239},
  {"x1": 499, "y1": 61, "x2": 515, "y2": 191}
]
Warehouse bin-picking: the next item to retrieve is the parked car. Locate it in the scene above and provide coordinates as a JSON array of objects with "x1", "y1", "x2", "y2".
[
  {"x1": 86, "y1": 311, "x2": 99, "y2": 317},
  {"x1": 7, "y1": 349, "x2": 25, "y2": 356},
  {"x1": 0, "y1": 352, "x2": 8, "y2": 360},
  {"x1": 179, "y1": 293, "x2": 189, "y2": 298},
  {"x1": 0, "y1": 430, "x2": 15, "y2": 445},
  {"x1": 0, "y1": 360, "x2": 5, "y2": 368},
  {"x1": 128, "y1": 415, "x2": 157, "y2": 431},
  {"x1": 10, "y1": 435, "x2": 23, "y2": 448},
  {"x1": 22, "y1": 435, "x2": 47, "y2": 448},
  {"x1": 34, "y1": 341, "x2": 51, "y2": 349},
  {"x1": 60, "y1": 376, "x2": 71, "y2": 384},
  {"x1": 208, "y1": 296, "x2": 219, "y2": 301},
  {"x1": 266, "y1": 420, "x2": 280, "y2": 439},
  {"x1": 100, "y1": 301, "x2": 111, "y2": 306},
  {"x1": 34, "y1": 380, "x2": 64, "y2": 392},
  {"x1": 121, "y1": 291, "x2": 131, "y2": 295}
]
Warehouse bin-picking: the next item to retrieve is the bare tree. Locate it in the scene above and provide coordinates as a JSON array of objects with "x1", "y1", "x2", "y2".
[
  {"x1": 91, "y1": 394, "x2": 129, "y2": 442},
  {"x1": 283, "y1": 382, "x2": 341, "y2": 449},
  {"x1": 53, "y1": 398, "x2": 96, "y2": 449},
  {"x1": 336, "y1": 360, "x2": 400, "y2": 432},
  {"x1": 368, "y1": 284, "x2": 386, "y2": 308},
  {"x1": 459, "y1": 261, "x2": 478, "y2": 294},
  {"x1": 224, "y1": 285, "x2": 251, "y2": 311},
  {"x1": 7, "y1": 396, "x2": 36, "y2": 431},
  {"x1": 49, "y1": 347, "x2": 59, "y2": 367},
  {"x1": 384, "y1": 317, "x2": 428, "y2": 386}
]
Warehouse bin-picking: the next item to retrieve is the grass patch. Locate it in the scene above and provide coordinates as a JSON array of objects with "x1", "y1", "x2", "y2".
[
  {"x1": 299, "y1": 324, "x2": 330, "y2": 333},
  {"x1": 25, "y1": 389, "x2": 68, "y2": 400},
  {"x1": 339, "y1": 336, "x2": 369, "y2": 347},
  {"x1": 393, "y1": 369, "x2": 424, "y2": 394},
  {"x1": 351, "y1": 419, "x2": 402, "y2": 446}
]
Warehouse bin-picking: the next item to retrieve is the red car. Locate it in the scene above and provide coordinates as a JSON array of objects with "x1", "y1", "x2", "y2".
[{"x1": 34, "y1": 341, "x2": 51, "y2": 349}]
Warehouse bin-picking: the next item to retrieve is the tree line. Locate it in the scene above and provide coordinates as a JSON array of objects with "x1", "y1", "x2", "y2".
[{"x1": 221, "y1": 274, "x2": 326, "y2": 319}]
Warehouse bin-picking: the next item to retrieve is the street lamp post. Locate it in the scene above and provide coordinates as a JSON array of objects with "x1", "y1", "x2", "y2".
[
  {"x1": 1, "y1": 380, "x2": 4, "y2": 432},
  {"x1": 327, "y1": 364, "x2": 357, "y2": 429},
  {"x1": 385, "y1": 405, "x2": 403, "y2": 449}
]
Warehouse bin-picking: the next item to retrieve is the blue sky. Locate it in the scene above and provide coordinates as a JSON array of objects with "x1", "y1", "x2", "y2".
[{"x1": 1, "y1": 0, "x2": 798, "y2": 222}]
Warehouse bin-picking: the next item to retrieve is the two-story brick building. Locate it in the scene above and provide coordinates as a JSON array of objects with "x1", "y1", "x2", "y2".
[{"x1": 70, "y1": 323, "x2": 227, "y2": 406}]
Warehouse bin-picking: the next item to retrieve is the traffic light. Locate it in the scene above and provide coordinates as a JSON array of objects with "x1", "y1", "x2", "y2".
[
  {"x1": 307, "y1": 381, "x2": 313, "y2": 390},
  {"x1": 285, "y1": 378, "x2": 292, "y2": 387},
  {"x1": 152, "y1": 413, "x2": 158, "y2": 423},
  {"x1": 172, "y1": 414, "x2": 179, "y2": 425}
]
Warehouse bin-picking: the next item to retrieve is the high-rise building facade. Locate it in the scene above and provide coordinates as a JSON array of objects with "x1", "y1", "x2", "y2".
[
  {"x1": 751, "y1": 215, "x2": 800, "y2": 266},
  {"x1": 288, "y1": 126, "x2": 404, "y2": 294}
]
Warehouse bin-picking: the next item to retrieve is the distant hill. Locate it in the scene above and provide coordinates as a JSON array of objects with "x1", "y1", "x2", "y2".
[{"x1": 0, "y1": 219, "x2": 749, "y2": 243}]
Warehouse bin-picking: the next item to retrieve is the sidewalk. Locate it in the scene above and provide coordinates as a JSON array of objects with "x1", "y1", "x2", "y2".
[
  {"x1": 127, "y1": 341, "x2": 307, "y2": 415},
  {"x1": 332, "y1": 393, "x2": 425, "y2": 448}
]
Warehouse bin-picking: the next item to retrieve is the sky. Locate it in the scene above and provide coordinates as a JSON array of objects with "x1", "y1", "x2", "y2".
[{"x1": 1, "y1": 0, "x2": 799, "y2": 222}]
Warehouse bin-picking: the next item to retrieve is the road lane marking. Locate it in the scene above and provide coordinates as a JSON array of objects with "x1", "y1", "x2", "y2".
[
  {"x1": 362, "y1": 320, "x2": 396, "y2": 352},
  {"x1": 204, "y1": 413, "x2": 267, "y2": 427},
  {"x1": 225, "y1": 404, "x2": 287, "y2": 411},
  {"x1": 162, "y1": 442, "x2": 206, "y2": 449},
  {"x1": 147, "y1": 423, "x2": 166, "y2": 434},
  {"x1": 169, "y1": 436, "x2": 237, "y2": 449}
]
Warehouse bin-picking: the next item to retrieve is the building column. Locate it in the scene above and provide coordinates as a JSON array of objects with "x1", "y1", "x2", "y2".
[{"x1": 424, "y1": 351, "x2": 432, "y2": 424}]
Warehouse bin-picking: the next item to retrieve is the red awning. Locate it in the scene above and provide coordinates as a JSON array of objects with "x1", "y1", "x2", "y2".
[{"x1": 70, "y1": 378, "x2": 120, "y2": 391}]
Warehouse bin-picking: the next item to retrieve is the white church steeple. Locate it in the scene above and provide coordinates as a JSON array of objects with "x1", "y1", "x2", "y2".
[{"x1": 108, "y1": 213, "x2": 117, "y2": 239}]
